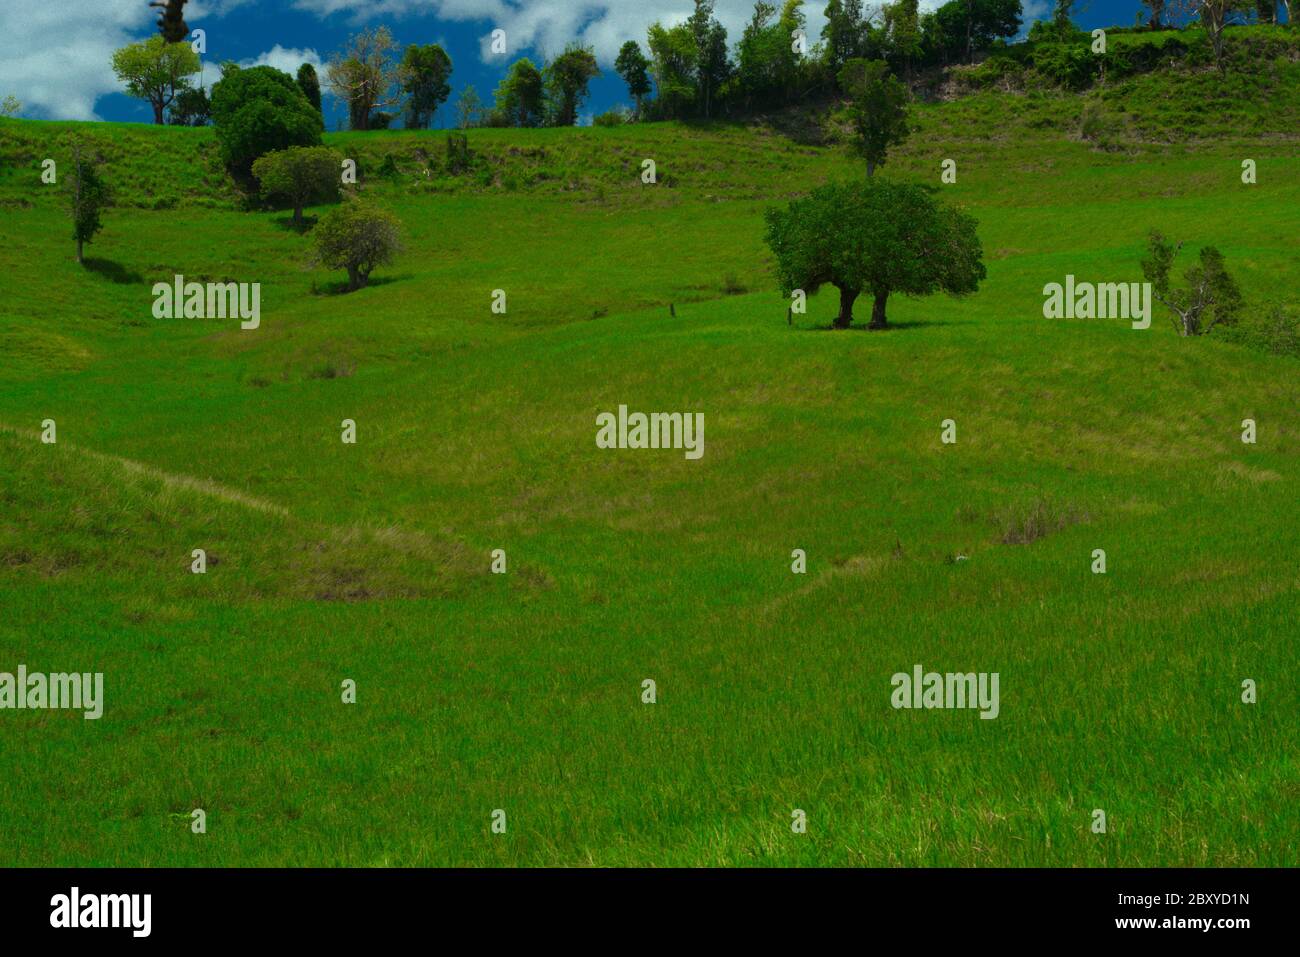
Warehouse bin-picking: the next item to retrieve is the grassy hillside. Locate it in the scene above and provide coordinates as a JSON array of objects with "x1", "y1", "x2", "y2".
[{"x1": 0, "y1": 42, "x2": 1296, "y2": 865}]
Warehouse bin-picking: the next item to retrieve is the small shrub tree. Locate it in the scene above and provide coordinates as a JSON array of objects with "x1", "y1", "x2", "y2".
[
  {"x1": 765, "y1": 179, "x2": 986, "y2": 329},
  {"x1": 252, "y1": 146, "x2": 343, "y2": 226},
  {"x1": 838, "y1": 59, "x2": 910, "y2": 177},
  {"x1": 445, "y1": 133, "x2": 472, "y2": 173},
  {"x1": 1141, "y1": 231, "x2": 1242, "y2": 336},
  {"x1": 168, "y1": 86, "x2": 210, "y2": 126},
  {"x1": 454, "y1": 85, "x2": 484, "y2": 129},
  {"x1": 65, "y1": 142, "x2": 111, "y2": 265},
  {"x1": 311, "y1": 198, "x2": 402, "y2": 291}
]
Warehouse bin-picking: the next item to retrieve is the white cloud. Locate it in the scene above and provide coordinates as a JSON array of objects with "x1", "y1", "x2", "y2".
[
  {"x1": 187, "y1": 0, "x2": 260, "y2": 16},
  {"x1": 239, "y1": 44, "x2": 326, "y2": 77},
  {"x1": 1022, "y1": 0, "x2": 1051, "y2": 24},
  {"x1": 0, "y1": 0, "x2": 149, "y2": 120}
]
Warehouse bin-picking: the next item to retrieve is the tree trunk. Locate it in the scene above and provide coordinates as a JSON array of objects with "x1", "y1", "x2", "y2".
[
  {"x1": 293, "y1": 203, "x2": 303, "y2": 227},
  {"x1": 868, "y1": 291, "x2": 889, "y2": 330},
  {"x1": 347, "y1": 265, "x2": 361, "y2": 291},
  {"x1": 834, "y1": 287, "x2": 859, "y2": 329},
  {"x1": 153, "y1": 101, "x2": 164, "y2": 125},
  {"x1": 866, "y1": 158, "x2": 876, "y2": 177},
  {"x1": 76, "y1": 237, "x2": 83, "y2": 265}
]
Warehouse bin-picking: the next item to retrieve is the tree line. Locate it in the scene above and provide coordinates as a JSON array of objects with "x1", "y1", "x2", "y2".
[{"x1": 106, "y1": 1, "x2": 1291, "y2": 131}]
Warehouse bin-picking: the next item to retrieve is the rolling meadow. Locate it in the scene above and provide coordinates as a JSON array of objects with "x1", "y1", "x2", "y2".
[{"x1": 0, "y1": 42, "x2": 1297, "y2": 865}]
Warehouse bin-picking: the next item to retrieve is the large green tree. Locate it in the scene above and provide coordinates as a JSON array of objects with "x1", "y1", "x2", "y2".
[
  {"x1": 884, "y1": 0, "x2": 923, "y2": 77},
  {"x1": 932, "y1": 0, "x2": 1022, "y2": 64},
  {"x1": 111, "y1": 35, "x2": 201, "y2": 124},
  {"x1": 545, "y1": 44, "x2": 600, "y2": 127},
  {"x1": 211, "y1": 66, "x2": 323, "y2": 180},
  {"x1": 647, "y1": 22, "x2": 698, "y2": 119},
  {"x1": 824, "y1": 0, "x2": 866, "y2": 75},
  {"x1": 688, "y1": 0, "x2": 731, "y2": 118},
  {"x1": 765, "y1": 179, "x2": 986, "y2": 329},
  {"x1": 493, "y1": 58, "x2": 545, "y2": 127},
  {"x1": 400, "y1": 44, "x2": 453, "y2": 129},
  {"x1": 615, "y1": 41, "x2": 653, "y2": 118}
]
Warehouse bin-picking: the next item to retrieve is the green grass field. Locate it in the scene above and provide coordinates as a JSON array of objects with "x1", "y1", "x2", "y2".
[{"x1": 0, "y1": 55, "x2": 1297, "y2": 866}]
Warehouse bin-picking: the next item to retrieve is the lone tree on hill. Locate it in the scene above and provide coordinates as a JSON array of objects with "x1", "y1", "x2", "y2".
[
  {"x1": 839, "y1": 58, "x2": 910, "y2": 177},
  {"x1": 1141, "y1": 231, "x2": 1242, "y2": 336},
  {"x1": 65, "y1": 142, "x2": 110, "y2": 265},
  {"x1": 111, "y1": 35, "x2": 201, "y2": 124},
  {"x1": 311, "y1": 198, "x2": 403, "y2": 292},
  {"x1": 765, "y1": 179, "x2": 986, "y2": 329},
  {"x1": 252, "y1": 146, "x2": 343, "y2": 227}
]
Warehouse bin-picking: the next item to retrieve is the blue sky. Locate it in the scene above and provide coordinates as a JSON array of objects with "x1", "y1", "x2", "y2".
[{"x1": 1, "y1": 1, "x2": 1164, "y2": 126}]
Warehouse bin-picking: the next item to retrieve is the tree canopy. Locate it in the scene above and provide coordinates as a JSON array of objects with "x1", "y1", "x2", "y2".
[
  {"x1": 839, "y1": 58, "x2": 911, "y2": 176},
  {"x1": 492, "y1": 58, "x2": 546, "y2": 127},
  {"x1": 211, "y1": 66, "x2": 323, "y2": 181},
  {"x1": 400, "y1": 44, "x2": 454, "y2": 129},
  {"x1": 252, "y1": 146, "x2": 343, "y2": 226},
  {"x1": 311, "y1": 198, "x2": 403, "y2": 292},
  {"x1": 110, "y1": 36, "x2": 200, "y2": 124},
  {"x1": 765, "y1": 179, "x2": 986, "y2": 329},
  {"x1": 545, "y1": 45, "x2": 601, "y2": 127}
]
